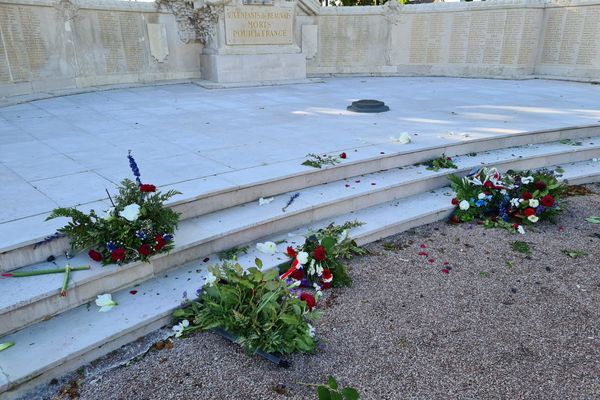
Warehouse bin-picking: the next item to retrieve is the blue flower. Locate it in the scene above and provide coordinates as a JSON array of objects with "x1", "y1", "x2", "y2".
[
  {"x1": 106, "y1": 241, "x2": 117, "y2": 252},
  {"x1": 135, "y1": 230, "x2": 147, "y2": 240},
  {"x1": 476, "y1": 199, "x2": 486, "y2": 208},
  {"x1": 162, "y1": 234, "x2": 174, "y2": 242},
  {"x1": 127, "y1": 150, "x2": 142, "y2": 186}
]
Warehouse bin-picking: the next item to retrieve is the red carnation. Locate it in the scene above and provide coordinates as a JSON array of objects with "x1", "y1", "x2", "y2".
[
  {"x1": 139, "y1": 244, "x2": 152, "y2": 256},
  {"x1": 522, "y1": 192, "x2": 533, "y2": 200},
  {"x1": 540, "y1": 194, "x2": 554, "y2": 207},
  {"x1": 450, "y1": 215, "x2": 460, "y2": 224},
  {"x1": 286, "y1": 246, "x2": 297, "y2": 259},
  {"x1": 483, "y1": 181, "x2": 494, "y2": 188},
  {"x1": 140, "y1": 184, "x2": 156, "y2": 193},
  {"x1": 524, "y1": 208, "x2": 535, "y2": 217},
  {"x1": 451, "y1": 198, "x2": 459, "y2": 205},
  {"x1": 534, "y1": 181, "x2": 547, "y2": 190},
  {"x1": 88, "y1": 250, "x2": 103, "y2": 262},
  {"x1": 313, "y1": 245, "x2": 326, "y2": 261},
  {"x1": 290, "y1": 269, "x2": 305, "y2": 281},
  {"x1": 111, "y1": 248, "x2": 126, "y2": 262},
  {"x1": 299, "y1": 292, "x2": 316, "y2": 310},
  {"x1": 322, "y1": 268, "x2": 333, "y2": 282},
  {"x1": 154, "y1": 235, "x2": 166, "y2": 251},
  {"x1": 340, "y1": 152, "x2": 347, "y2": 159}
]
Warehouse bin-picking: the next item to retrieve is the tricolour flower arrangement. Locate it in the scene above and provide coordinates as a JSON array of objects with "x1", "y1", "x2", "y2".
[
  {"x1": 282, "y1": 221, "x2": 367, "y2": 289},
  {"x1": 172, "y1": 260, "x2": 319, "y2": 355},
  {"x1": 47, "y1": 152, "x2": 181, "y2": 265},
  {"x1": 448, "y1": 167, "x2": 564, "y2": 234}
]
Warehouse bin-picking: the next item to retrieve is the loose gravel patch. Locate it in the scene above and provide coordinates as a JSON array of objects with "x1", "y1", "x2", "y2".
[{"x1": 54, "y1": 185, "x2": 600, "y2": 400}]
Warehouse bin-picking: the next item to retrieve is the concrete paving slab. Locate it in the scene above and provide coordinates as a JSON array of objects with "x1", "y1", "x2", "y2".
[{"x1": 0, "y1": 76, "x2": 599, "y2": 226}]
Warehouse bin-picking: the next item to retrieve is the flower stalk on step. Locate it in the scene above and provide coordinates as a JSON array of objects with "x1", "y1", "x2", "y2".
[
  {"x1": 59, "y1": 264, "x2": 71, "y2": 297},
  {"x1": 2, "y1": 266, "x2": 90, "y2": 278}
]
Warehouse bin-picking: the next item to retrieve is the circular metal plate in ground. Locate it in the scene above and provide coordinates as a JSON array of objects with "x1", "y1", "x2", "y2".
[{"x1": 347, "y1": 99, "x2": 390, "y2": 113}]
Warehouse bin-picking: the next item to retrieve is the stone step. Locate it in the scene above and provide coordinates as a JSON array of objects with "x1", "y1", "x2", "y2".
[
  {"x1": 1, "y1": 124, "x2": 598, "y2": 272},
  {"x1": 2, "y1": 157, "x2": 599, "y2": 399},
  {"x1": 2, "y1": 137, "x2": 600, "y2": 338}
]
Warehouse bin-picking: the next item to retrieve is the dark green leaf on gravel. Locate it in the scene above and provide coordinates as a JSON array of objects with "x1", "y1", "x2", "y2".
[{"x1": 511, "y1": 241, "x2": 530, "y2": 254}]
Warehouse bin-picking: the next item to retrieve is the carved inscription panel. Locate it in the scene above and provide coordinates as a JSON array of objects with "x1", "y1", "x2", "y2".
[{"x1": 224, "y1": 6, "x2": 293, "y2": 45}]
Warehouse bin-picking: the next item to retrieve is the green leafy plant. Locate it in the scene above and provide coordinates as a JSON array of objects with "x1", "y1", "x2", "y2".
[
  {"x1": 302, "y1": 153, "x2": 341, "y2": 169},
  {"x1": 219, "y1": 245, "x2": 249, "y2": 261},
  {"x1": 511, "y1": 241, "x2": 530, "y2": 254},
  {"x1": 585, "y1": 216, "x2": 600, "y2": 224},
  {"x1": 562, "y1": 250, "x2": 587, "y2": 259},
  {"x1": 559, "y1": 138, "x2": 582, "y2": 146},
  {"x1": 173, "y1": 260, "x2": 320, "y2": 355},
  {"x1": 311, "y1": 376, "x2": 360, "y2": 400},
  {"x1": 424, "y1": 154, "x2": 458, "y2": 172},
  {"x1": 47, "y1": 153, "x2": 180, "y2": 265}
]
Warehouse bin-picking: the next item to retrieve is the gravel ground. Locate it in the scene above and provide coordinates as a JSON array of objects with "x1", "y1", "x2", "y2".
[{"x1": 54, "y1": 185, "x2": 600, "y2": 400}]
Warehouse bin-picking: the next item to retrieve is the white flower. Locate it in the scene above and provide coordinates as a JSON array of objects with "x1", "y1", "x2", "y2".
[
  {"x1": 459, "y1": 200, "x2": 470, "y2": 210},
  {"x1": 296, "y1": 251, "x2": 309, "y2": 265},
  {"x1": 339, "y1": 229, "x2": 348, "y2": 241},
  {"x1": 528, "y1": 215, "x2": 539, "y2": 223},
  {"x1": 95, "y1": 293, "x2": 117, "y2": 312},
  {"x1": 517, "y1": 225, "x2": 526, "y2": 235},
  {"x1": 205, "y1": 272, "x2": 217, "y2": 287},
  {"x1": 391, "y1": 132, "x2": 412, "y2": 144},
  {"x1": 521, "y1": 176, "x2": 534, "y2": 184},
  {"x1": 256, "y1": 241, "x2": 277, "y2": 254},
  {"x1": 510, "y1": 198, "x2": 521, "y2": 207},
  {"x1": 307, "y1": 323, "x2": 316, "y2": 338},
  {"x1": 478, "y1": 193, "x2": 486, "y2": 200},
  {"x1": 104, "y1": 207, "x2": 116, "y2": 220},
  {"x1": 500, "y1": 189, "x2": 507, "y2": 195},
  {"x1": 315, "y1": 263, "x2": 323, "y2": 277},
  {"x1": 529, "y1": 199, "x2": 539, "y2": 208},
  {"x1": 258, "y1": 197, "x2": 274, "y2": 206},
  {"x1": 172, "y1": 319, "x2": 189, "y2": 338},
  {"x1": 119, "y1": 203, "x2": 141, "y2": 222}
]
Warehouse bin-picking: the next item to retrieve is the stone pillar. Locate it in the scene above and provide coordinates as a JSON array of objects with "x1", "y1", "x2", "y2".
[{"x1": 194, "y1": 0, "x2": 306, "y2": 83}]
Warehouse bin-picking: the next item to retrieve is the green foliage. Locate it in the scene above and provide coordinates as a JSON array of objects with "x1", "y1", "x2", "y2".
[
  {"x1": 511, "y1": 241, "x2": 530, "y2": 254},
  {"x1": 47, "y1": 179, "x2": 180, "y2": 265},
  {"x1": 302, "y1": 153, "x2": 341, "y2": 169},
  {"x1": 562, "y1": 250, "x2": 587, "y2": 259},
  {"x1": 173, "y1": 261, "x2": 319, "y2": 356},
  {"x1": 424, "y1": 154, "x2": 458, "y2": 172},
  {"x1": 316, "y1": 376, "x2": 360, "y2": 400},
  {"x1": 559, "y1": 138, "x2": 582, "y2": 146},
  {"x1": 585, "y1": 216, "x2": 600, "y2": 224},
  {"x1": 219, "y1": 245, "x2": 249, "y2": 261}
]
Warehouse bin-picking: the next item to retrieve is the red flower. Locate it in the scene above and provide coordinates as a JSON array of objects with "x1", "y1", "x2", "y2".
[
  {"x1": 535, "y1": 181, "x2": 547, "y2": 190},
  {"x1": 540, "y1": 194, "x2": 554, "y2": 207},
  {"x1": 88, "y1": 250, "x2": 103, "y2": 262},
  {"x1": 483, "y1": 181, "x2": 494, "y2": 188},
  {"x1": 138, "y1": 244, "x2": 152, "y2": 256},
  {"x1": 111, "y1": 248, "x2": 126, "y2": 262},
  {"x1": 450, "y1": 215, "x2": 460, "y2": 224},
  {"x1": 154, "y1": 235, "x2": 166, "y2": 251},
  {"x1": 451, "y1": 198, "x2": 459, "y2": 205},
  {"x1": 522, "y1": 192, "x2": 533, "y2": 200},
  {"x1": 140, "y1": 184, "x2": 156, "y2": 193},
  {"x1": 524, "y1": 208, "x2": 535, "y2": 217},
  {"x1": 441, "y1": 269, "x2": 450, "y2": 274},
  {"x1": 512, "y1": 223, "x2": 519, "y2": 229},
  {"x1": 290, "y1": 269, "x2": 305, "y2": 281},
  {"x1": 300, "y1": 292, "x2": 316, "y2": 310},
  {"x1": 322, "y1": 268, "x2": 333, "y2": 283},
  {"x1": 420, "y1": 244, "x2": 427, "y2": 248},
  {"x1": 313, "y1": 245, "x2": 326, "y2": 261},
  {"x1": 418, "y1": 251, "x2": 428, "y2": 256},
  {"x1": 286, "y1": 246, "x2": 297, "y2": 259},
  {"x1": 340, "y1": 152, "x2": 347, "y2": 159}
]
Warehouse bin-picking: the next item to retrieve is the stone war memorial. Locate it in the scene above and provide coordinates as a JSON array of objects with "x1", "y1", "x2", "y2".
[{"x1": 0, "y1": 0, "x2": 599, "y2": 398}]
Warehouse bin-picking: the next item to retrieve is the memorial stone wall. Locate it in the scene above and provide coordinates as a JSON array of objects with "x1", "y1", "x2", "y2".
[{"x1": 0, "y1": 0, "x2": 202, "y2": 97}]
